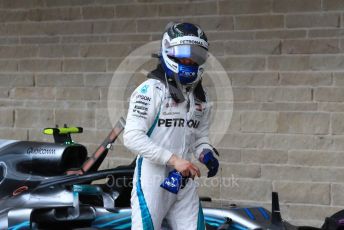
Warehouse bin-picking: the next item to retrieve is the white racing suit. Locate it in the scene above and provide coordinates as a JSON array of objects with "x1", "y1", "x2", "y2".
[{"x1": 123, "y1": 66, "x2": 213, "y2": 230}]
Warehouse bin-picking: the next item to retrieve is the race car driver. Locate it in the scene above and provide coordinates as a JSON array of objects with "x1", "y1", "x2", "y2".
[{"x1": 123, "y1": 22, "x2": 219, "y2": 230}]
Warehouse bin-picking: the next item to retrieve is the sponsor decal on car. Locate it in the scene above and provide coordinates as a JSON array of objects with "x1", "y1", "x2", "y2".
[{"x1": 27, "y1": 147, "x2": 56, "y2": 155}]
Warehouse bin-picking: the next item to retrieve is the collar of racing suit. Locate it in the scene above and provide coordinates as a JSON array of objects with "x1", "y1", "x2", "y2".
[{"x1": 147, "y1": 64, "x2": 206, "y2": 104}]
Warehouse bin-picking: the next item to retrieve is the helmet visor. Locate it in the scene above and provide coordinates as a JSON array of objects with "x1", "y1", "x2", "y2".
[{"x1": 166, "y1": 45, "x2": 208, "y2": 65}]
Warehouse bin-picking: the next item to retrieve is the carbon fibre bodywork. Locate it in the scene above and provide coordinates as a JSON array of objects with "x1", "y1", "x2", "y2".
[{"x1": 0, "y1": 140, "x2": 87, "y2": 200}]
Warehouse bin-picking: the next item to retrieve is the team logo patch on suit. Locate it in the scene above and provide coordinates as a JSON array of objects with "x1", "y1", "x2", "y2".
[{"x1": 140, "y1": 84, "x2": 149, "y2": 94}]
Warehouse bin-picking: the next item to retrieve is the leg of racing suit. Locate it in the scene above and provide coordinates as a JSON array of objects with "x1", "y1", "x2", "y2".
[
  {"x1": 166, "y1": 180, "x2": 205, "y2": 230},
  {"x1": 131, "y1": 157, "x2": 176, "y2": 229},
  {"x1": 131, "y1": 157, "x2": 205, "y2": 230}
]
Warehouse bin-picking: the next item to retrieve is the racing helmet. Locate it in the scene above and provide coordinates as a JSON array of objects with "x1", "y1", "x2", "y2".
[{"x1": 160, "y1": 22, "x2": 209, "y2": 85}]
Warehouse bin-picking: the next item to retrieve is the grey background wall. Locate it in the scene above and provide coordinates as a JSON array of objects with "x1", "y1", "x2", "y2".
[{"x1": 0, "y1": 0, "x2": 344, "y2": 226}]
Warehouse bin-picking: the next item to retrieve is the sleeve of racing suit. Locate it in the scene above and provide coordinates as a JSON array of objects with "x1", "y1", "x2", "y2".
[
  {"x1": 192, "y1": 97, "x2": 214, "y2": 161},
  {"x1": 123, "y1": 80, "x2": 174, "y2": 165}
]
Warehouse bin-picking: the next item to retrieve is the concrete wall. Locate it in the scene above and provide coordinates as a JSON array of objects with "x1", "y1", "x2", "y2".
[{"x1": 0, "y1": 0, "x2": 344, "y2": 226}]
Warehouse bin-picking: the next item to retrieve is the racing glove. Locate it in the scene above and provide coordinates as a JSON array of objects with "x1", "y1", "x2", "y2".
[
  {"x1": 199, "y1": 148, "x2": 219, "y2": 178},
  {"x1": 160, "y1": 170, "x2": 189, "y2": 194},
  {"x1": 160, "y1": 170, "x2": 182, "y2": 194}
]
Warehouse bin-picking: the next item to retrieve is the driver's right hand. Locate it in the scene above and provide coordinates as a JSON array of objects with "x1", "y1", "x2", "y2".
[{"x1": 167, "y1": 155, "x2": 201, "y2": 179}]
